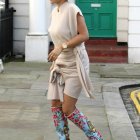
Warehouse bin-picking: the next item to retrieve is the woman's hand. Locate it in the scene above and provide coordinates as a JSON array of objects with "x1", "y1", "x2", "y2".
[{"x1": 48, "y1": 46, "x2": 63, "y2": 62}]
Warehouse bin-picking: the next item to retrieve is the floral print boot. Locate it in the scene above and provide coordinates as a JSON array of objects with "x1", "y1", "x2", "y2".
[
  {"x1": 51, "y1": 107, "x2": 70, "y2": 140},
  {"x1": 67, "y1": 108, "x2": 103, "y2": 140}
]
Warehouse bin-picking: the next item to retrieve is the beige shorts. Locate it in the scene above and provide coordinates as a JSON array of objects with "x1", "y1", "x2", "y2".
[{"x1": 47, "y1": 75, "x2": 82, "y2": 101}]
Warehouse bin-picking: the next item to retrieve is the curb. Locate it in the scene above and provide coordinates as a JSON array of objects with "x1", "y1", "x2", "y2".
[{"x1": 102, "y1": 82, "x2": 139, "y2": 140}]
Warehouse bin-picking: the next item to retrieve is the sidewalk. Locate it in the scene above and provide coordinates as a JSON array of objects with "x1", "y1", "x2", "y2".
[{"x1": 0, "y1": 62, "x2": 140, "y2": 140}]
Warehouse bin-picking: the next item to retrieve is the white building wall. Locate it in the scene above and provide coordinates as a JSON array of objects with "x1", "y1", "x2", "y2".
[
  {"x1": 128, "y1": 0, "x2": 140, "y2": 63},
  {"x1": 9, "y1": 0, "x2": 29, "y2": 55},
  {"x1": 117, "y1": 0, "x2": 129, "y2": 42}
]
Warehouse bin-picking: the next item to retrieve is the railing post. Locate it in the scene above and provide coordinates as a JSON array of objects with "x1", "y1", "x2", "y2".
[{"x1": 5, "y1": 0, "x2": 9, "y2": 9}]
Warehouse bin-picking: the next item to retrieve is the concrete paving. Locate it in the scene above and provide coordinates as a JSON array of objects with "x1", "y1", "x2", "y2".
[{"x1": 0, "y1": 62, "x2": 140, "y2": 140}]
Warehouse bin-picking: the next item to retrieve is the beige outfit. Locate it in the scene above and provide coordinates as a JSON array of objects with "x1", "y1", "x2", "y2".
[{"x1": 47, "y1": 2, "x2": 94, "y2": 102}]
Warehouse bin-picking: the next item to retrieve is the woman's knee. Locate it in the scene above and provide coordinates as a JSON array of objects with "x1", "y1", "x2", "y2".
[
  {"x1": 51, "y1": 100, "x2": 62, "y2": 107},
  {"x1": 62, "y1": 103, "x2": 76, "y2": 116}
]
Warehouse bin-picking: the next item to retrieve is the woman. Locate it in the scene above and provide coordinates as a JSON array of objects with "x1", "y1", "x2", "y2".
[{"x1": 47, "y1": 0, "x2": 103, "y2": 139}]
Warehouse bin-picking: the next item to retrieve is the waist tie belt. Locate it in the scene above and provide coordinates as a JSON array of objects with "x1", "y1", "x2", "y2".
[{"x1": 49, "y1": 65, "x2": 65, "y2": 102}]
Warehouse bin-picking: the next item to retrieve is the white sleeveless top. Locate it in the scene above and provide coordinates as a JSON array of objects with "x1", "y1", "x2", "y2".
[{"x1": 48, "y1": 2, "x2": 83, "y2": 47}]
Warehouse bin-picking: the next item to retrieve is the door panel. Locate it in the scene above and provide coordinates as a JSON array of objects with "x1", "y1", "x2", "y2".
[
  {"x1": 99, "y1": 13, "x2": 113, "y2": 30},
  {"x1": 84, "y1": 14, "x2": 94, "y2": 30}
]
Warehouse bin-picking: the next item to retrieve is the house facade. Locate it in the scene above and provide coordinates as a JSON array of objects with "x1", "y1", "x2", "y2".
[{"x1": 8, "y1": 0, "x2": 140, "y2": 63}]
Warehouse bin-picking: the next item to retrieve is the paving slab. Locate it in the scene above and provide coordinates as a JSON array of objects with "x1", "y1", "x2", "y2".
[
  {"x1": 0, "y1": 89, "x2": 6, "y2": 94},
  {"x1": 4, "y1": 89, "x2": 46, "y2": 96},
  {"x1": 0, "y1": 73, "x2": 39, "y2": 80},
  {"x1": 98, "y1": 64, "x2": 140, "y2": 78},
  {"x1": 103, "y1": 82, "x2": 139, "y2": 140}
]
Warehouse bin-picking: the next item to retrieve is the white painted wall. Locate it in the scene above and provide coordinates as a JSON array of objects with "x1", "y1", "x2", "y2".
[
  {"x1": 117, "y1": 0, "x2": 129, "y2": 42},
  {"x1": 128, "y1": 0, "x2": 140, "y2": 63},
  {"x1": 9, "y1": 0, "x2": 29, "y2": 55}
]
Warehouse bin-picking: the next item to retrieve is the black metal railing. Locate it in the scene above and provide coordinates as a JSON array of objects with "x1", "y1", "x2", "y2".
[{"x1": 0, "y1": 7, "x2": 14, "y2": 59}]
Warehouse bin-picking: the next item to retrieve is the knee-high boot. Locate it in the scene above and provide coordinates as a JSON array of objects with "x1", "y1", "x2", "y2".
[
  {"x1": 51, "y1": 107, "x2": 70, "y2": 140},
  {"x1": 67, "y1": 108, "x2": 103, "y2": 140}
]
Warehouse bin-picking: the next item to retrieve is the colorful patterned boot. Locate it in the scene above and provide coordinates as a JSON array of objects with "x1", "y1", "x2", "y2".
[
  {"x1": 51, "y1": 107, "x2": 70, "y2": 140},
  {"x1": 67, "y1": 108, "x2": 103, "y2": 140}
]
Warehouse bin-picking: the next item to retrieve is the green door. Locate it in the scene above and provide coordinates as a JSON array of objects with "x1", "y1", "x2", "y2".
[{"x1": 76, "y1": 0, "x2": 117, "y2": 38}]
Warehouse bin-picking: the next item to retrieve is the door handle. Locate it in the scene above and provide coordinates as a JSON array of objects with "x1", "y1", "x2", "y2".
[{"x1": 91, "y1": 3, "x2": 101, "y2": 8}]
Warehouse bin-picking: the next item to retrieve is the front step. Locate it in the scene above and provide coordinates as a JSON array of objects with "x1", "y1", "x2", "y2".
[
  {"x1": 85, "y1": 39, "x2": 128, "y2": 63},
  {"x1": 87, "y1": 45, "x2": 127, "y2": 57},
  {"x1": 85, "y1": 38, "x2": 117, "y2": 46},
  {"x1": 89, "y1": 56, "x2": 128, "y2": 63}
]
